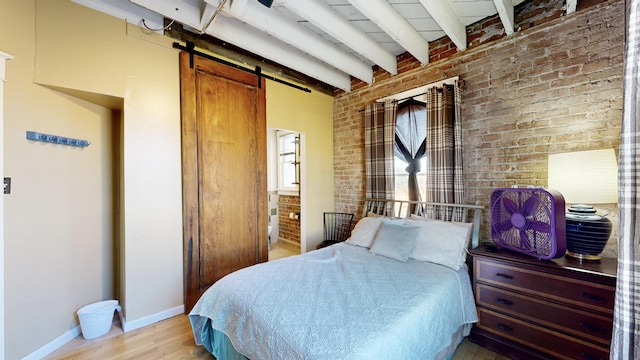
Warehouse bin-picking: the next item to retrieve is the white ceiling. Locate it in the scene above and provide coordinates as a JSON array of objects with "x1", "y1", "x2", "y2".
[{"x1": 72, "y1": 0, "x2": 537, "y2": 91}]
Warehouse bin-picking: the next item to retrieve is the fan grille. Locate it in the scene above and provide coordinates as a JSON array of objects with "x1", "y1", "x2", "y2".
[{"x1": 490, "y1": 188, "x2": 566, "y2": 260}]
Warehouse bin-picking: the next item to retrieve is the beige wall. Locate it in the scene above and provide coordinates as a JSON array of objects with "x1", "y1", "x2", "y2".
[
  {"x1": 266, "y1": 81, "x2": 335, "y2": 251},
  {"x1": 1, "y1": 1, "x2": 181, "y2": 358},
  {"x1": 1, "y1": 0, "x2": 334, "y2": 358},
  {"x1": 32, "y1": 0, "x2": 185, "y2": 329},
  {"x1": 3, "y1": 2, "x2": 114, "y2": 359},
  {"x1": 0, "y1": 49, "x2": 14, "y2": 360}
]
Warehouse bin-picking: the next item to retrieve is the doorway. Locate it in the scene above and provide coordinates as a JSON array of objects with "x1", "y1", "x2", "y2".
[{"x1": 267, "y1": 127, "x2": 303, "y2": 260}]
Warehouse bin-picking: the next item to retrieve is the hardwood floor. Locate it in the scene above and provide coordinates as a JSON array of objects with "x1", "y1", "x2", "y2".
[
  {"x1": 47, "y1": 244, "x2": 508, "y2": 359},
  {"x1": 45, "y1": 315, "x2": 213, "y2": 360},
  {"x1": 452, "y1": 337, "x2": 511, "y2": 360},
  {"x1": 46, "y1": 243, "x2": 300, "y2": 359},
  {"x1": 46, "y1": 315, "x2": 509, "y2": 360},
  {"x1": 268, "y1": 240, "x2": 300, "y2": 261}
]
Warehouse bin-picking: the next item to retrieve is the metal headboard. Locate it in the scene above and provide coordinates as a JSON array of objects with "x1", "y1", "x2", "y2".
[{"x1": 363, "y1": 198, "x2": 484, "y2": 249}]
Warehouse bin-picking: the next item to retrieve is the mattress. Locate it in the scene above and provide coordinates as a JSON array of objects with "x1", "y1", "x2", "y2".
[{"x1": 190, "y1": 242, "x2": 478, "y2": 360}]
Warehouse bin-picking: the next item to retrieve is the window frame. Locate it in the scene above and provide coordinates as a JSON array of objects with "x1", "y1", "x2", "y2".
[{"x1": 276, "y1": 130, "x2": 300, "y2": 196}]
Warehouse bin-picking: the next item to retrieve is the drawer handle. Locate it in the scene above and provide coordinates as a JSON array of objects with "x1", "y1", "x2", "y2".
[
  {"x1": 580, "y1": 351, "x2": 601, "y2": 360},
  {"x1": 495, "y1": 273, "x2": 513, "y2": 280},
  {"x1": 580, "y1": 321, "x2": 605, "y2": 333},
  {"x1": 581, "y1": 292, "x2": 605, "y2": 302},
  {"x1": 496, "y1": 323, "x2": 513, "y2": 333},
  {"x1": 496, "y1": 298, "x2": 513, "y2": 306}
]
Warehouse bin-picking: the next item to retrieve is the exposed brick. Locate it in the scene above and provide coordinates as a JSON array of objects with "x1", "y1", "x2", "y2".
[
  {"x1": 278, "y1": 195, "x2": 301, "y2": 245},
  {"x1": 482, "y1": 17, "x2": 504, "y2": 29},
  {"x1": 333, "y1": 0, "x2": 623, "y2": 257}
]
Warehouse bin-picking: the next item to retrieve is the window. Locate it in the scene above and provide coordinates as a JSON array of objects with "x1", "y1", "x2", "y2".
[
  {"x1": 394, "y1": 99, "x2": 427, "y2": 202},
  {"x1": 394, "y1": 156, "x2": 427, "y2": 201},
  {"x1": 277, "y1": 131, "x2": 299, "y2": 194}
]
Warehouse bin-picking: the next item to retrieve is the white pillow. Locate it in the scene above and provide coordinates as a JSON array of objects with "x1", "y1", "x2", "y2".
[
  {"x1": 369, "y1": 222, "x2": 420, "y2": 262},
  {"x1": 346, "y1": 217, "x2": 403, "y2": 248},
  {"x1": 404, "y1": 217, "x2": 473, "y2": 270},
  {"x1": 366, "y1": 211, "x2": 384, "y2": 218}
]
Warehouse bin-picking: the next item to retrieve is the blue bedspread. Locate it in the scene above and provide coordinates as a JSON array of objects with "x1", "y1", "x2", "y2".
[{"x1": 190, "y1": 242, "x2": 478, "y2": 360}]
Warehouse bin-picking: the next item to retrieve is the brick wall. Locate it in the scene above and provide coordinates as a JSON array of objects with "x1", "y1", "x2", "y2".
[
  {"x1": 333, "y1": 0, "x2": 623, "y2": 257},
  {"x1": 278, "y1": 194, "x2": 301, "y2": 247}
]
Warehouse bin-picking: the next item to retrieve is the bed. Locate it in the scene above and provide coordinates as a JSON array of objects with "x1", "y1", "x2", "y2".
[{"x1": 190, "y1": 199, "x2": 483, "y2": 360}]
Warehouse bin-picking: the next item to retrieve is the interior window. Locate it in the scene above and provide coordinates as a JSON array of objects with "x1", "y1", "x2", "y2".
[{"x1": 277, "y1": 131, "x2": 300, "y2": 194}]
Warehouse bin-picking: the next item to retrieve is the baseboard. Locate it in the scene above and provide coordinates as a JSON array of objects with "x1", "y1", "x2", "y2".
[
  {"x1": 23, "y1": 304, "x2": 185, "y2": 360},
  {"x1": 22, "y1": 326, "x2": 82, "y2": 360},
  {"x1": 121, "y1": 304, "x2": 185, "y2": 333}
]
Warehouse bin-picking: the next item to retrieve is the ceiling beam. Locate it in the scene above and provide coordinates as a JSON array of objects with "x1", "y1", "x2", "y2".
[
  {"x1": 131, "y1": 0, "x2": 353, "y2": 91},
  {"x1": 418, "y1": 0, "x2": 467, "y2": 50},
  {"x1": 200, "y1": 2, "x2": 223, "y2": 32},
  {"x1": 131, "y1": 0, "x2": 204, "y2": 29},
  {"x1": 275, "y1": 0, "x2": 397, "y2": 75},
  {"x1": 204, "y1": 0, "x2": 373, "y2": 84},
  {"x1": 166, "y1": 23, "x2": 337, "y2": 94},
  {"x1": 206, "y1": 15, "x2": 353, "y2": 91},
  {"x1": 72, "y1": 0, "x2": 165, "y2": 33},
  {"x1": 347, "y1": 0, "x2": 430, "y2": 65},
  {"x1": 493, "y1": 0, "x2": 515, "y2": 35},
  {"x1": 566, "y1": 0, "x2": 577, "y2": 15}
]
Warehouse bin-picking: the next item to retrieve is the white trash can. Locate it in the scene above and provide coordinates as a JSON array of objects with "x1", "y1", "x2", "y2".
[{"x1": 77, "y1": 300, "x2": 119, "y2": 340}]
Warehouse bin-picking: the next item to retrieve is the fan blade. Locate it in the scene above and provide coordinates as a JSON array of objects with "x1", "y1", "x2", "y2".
[
  {"x1": 494, "y1": 220, "x2": 514, "y2": 233},
  {"x1": 502, "y1": 197, "x2": 518, "y2": 214},
  {"x1": 521, "y1": 196, "x2": 539, "y2": 216},
  {"x1": 519, "y1": 229, "x2": 532, "y2": 249},
  {"x1": 528, "y1": 220, "x2": 551, "y2": 234}
]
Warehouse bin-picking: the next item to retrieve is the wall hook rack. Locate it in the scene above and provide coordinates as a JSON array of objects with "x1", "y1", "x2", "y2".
[{"x1": 26, "y1": 131, "x2": 90, "y2": 147}]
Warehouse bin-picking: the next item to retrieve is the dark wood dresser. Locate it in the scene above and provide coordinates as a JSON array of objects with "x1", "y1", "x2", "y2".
[{"x1": 469, "y1": 245, "x2": 617, "y2": 360}]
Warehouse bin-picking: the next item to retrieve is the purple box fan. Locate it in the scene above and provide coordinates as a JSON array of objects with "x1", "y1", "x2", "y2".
[{"x1": 490, "y1": 186, "x2": 567, "y2": 260}]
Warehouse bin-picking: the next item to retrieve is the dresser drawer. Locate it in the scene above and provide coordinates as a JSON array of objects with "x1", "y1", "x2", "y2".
[
  {"x1": 475, "y1": 258, "x2": 615, "y2": 313},
  {"x1": 476, "y1": 284, "x2": 612, "y2": 345},
  {"x1": 477, "y1": 308, "x2": 610, "y2": 360}
]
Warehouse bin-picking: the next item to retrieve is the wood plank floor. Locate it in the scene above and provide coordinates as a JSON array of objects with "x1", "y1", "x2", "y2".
[
  {"x1": 46, "y1": 315, "x2": 213, "y2": 360},
  {"x1": 46, "y1": 314, "x2": 509, "y2": 360},
  {"x1": 47, "y1": 246, "x2": 509, "y2": 359},
  {"x1": 268, "y1": 241, "x2": 300, "y2": 261}
]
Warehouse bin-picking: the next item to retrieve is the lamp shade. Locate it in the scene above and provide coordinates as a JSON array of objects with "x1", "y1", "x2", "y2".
[
  {"x1": 548, "y1": 149, "x2": 618, "y2": 260},
  {"x1": 548, "y1": 149, "x2": 618, "y2": 204}
]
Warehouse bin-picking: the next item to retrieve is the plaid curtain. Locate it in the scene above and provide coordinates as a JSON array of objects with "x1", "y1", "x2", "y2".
[
  {"x1": 364, "y1": 99, "x2": 397, "y2": 203},
  {"x1": 424, "y1": 81, "x2": 464, "y2": 221},
  {"x1": 611, "y1": 0, "x2": 640, "y2": 358}
]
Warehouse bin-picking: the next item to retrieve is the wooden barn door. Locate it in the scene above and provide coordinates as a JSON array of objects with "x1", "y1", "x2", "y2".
[{"x1": 180, "y1": 51, "x2": 268, "y2": 312}]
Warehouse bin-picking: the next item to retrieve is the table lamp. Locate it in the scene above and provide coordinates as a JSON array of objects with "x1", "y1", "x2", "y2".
[{"x1": 547, "y1": 149, "x2": 618, "y2": 260}]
